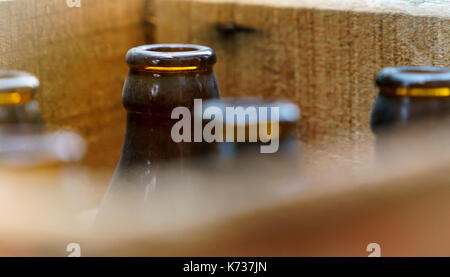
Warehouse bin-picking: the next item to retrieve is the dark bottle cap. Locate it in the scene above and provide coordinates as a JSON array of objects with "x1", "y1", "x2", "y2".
[
  {"x1": 126, "y1": 44, "x2": 217, "y2": 72},
  {"x1": 376, "y1": 66, "x2": 450, "y2": 97}
]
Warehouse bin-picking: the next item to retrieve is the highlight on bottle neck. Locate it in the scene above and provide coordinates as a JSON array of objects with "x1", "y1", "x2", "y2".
[
  {"x1": 0, "y1": 71, "x2": 39, "y2": 105},
  {"x1": 126, "y1": 44, "x2": 217, "y2": 73},
  {"x1": 376, "y1": 66, "x2": 450, "y2": 97}
]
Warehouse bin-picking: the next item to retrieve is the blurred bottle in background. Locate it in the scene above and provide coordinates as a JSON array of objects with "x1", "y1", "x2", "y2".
[
  {"x1": 371, "y1": 66, "x2": 450, "y2": 159},
  {"x1": 0, "y1": 70, "x2": 86, "y2": 167},
  {"x1": 371, "y1": 66, "x2": 450, "y2": 135},
  {"x1": 196, "y1": 97, "x2": 301, "y2": 172},
  {"x1": 0, "y1": 70, "x2": 88, "y2": 213}
]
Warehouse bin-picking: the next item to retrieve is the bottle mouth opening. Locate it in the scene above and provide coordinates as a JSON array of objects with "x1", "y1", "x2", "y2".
[
  {"x1": 146, "y1": 46, "x2": 200, "y2": 53},
  {"x1": 126, "y1": 44, "x2": 217, "y2": 72},
  {"x1": 377, "y1": 66, "x2": 450, "y2": 96}
]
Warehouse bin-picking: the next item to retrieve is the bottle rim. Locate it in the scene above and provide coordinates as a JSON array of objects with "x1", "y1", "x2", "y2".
[
  {"x1": 376, "y1": 66, "x2": 450, "y2": 87},
  {"x1": 126, "y1": 44, "x2": 217, "y2": 72},
  {"x1": 0, "y1": 70, "x2": 40, "y2": 91}
]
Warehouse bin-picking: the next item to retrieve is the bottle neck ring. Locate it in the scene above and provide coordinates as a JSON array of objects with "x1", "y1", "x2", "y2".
[
  {"x1": 0, "y1": 71, "x2": 39, "y2": 105},
  {"x1": 126, "y1": 44, "x2": 216, "y2": 73},
  {"x1": 0, "y1": 91, "x2": 32, "y2": 105}
]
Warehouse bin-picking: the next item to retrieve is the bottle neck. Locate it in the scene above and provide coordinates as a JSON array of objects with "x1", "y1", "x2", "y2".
[
  {"x1": 122, "y1": 69, "x2": 220, "y2": 116},
  {"x1": 0, "y1": 91, "x2": 32, "y2": 105},
  {"x1": 120, "y1": 112, "x2": 182, "y2": 165}
]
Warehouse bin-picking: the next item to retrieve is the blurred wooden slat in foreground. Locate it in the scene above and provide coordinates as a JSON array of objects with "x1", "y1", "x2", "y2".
[{"x1": 1, "y1": 122, "x2": 450, "y2": 256}]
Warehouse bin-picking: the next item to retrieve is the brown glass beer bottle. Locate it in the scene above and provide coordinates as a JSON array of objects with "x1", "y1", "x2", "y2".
[
  {"x1": 371, "y1": 66, "x2": 450, "y2": 134},
  {"x1": 96, "y1": 44, "x2": 220, "y2": 227}
]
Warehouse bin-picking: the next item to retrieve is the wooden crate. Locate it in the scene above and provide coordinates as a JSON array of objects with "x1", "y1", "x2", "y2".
[{"x1": 1, "y1": 0, "x2": 450, "y2": 256}]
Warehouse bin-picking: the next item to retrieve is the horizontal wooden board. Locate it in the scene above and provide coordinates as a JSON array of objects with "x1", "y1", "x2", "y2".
[{"x1": 2, "y1": 121, "x2": 450, "y2": 256}]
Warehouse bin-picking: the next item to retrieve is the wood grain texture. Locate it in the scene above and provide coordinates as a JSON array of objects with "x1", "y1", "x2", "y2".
[
  {"x1": 0, "y1": 0, "x2": 150, "y2": 168},
  {"x1": 1, "y1": 0, "x2": 448, "y2": 168},
  {"x1": 150, "y1": 0, "x2": 450, "y2": 165}
]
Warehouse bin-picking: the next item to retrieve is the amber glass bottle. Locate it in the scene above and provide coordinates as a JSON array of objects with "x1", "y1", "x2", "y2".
[
  {"x1": 96, "y1": 44, "x2": 220, "y2": 227},
  {"x1": 0, "y1": 70, "x2": 86, "y2": 211},
  {"x1": 0, "y1": 70, "x2": 42, "y2": 129},
  {"x1": 201, "y1": 98, "x2": 300, "y2": 156},
  {"x1": 371, "y1": 66, "x2": 450, "y2": 134},
  {"x1": 195, "y1": 97, "x2": 301, "y2": 176}
]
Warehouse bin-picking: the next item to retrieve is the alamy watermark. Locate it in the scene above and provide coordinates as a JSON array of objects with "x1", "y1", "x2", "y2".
[
  {"x1": 66, "y1": 242, "x2": 81, "y2": 257},
  {"x1": 66, "y1": 0, "x2": 81, "y2": 8},
  {"x1": 171, "y1": 99, "x2": 280, "y2": 154},
  {"x1": 367, "y1": 242, "x2": 381, "y2": 257}
]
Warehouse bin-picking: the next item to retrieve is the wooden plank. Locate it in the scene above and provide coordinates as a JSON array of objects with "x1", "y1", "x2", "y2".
[
  {"x1": 150, "y1": 0, "x2": 450, "y2": 165},
  {"x1": 0, "y1": 0, "x2": 149, "y2": 168},
  {"x1": 2, "y1": 122, "x2": 450, "y2": 256},
  {"x1": 81, "y1": 124, "x2": 450, "y2": 256}
]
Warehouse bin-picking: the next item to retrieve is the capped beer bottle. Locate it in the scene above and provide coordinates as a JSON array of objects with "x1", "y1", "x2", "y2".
[
  {"x1": 371, "y1": 66, "x2": 450, "y2": 134},
  {"x1": 96, "y1": 44, "x2": 220, "y2": 227}
]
